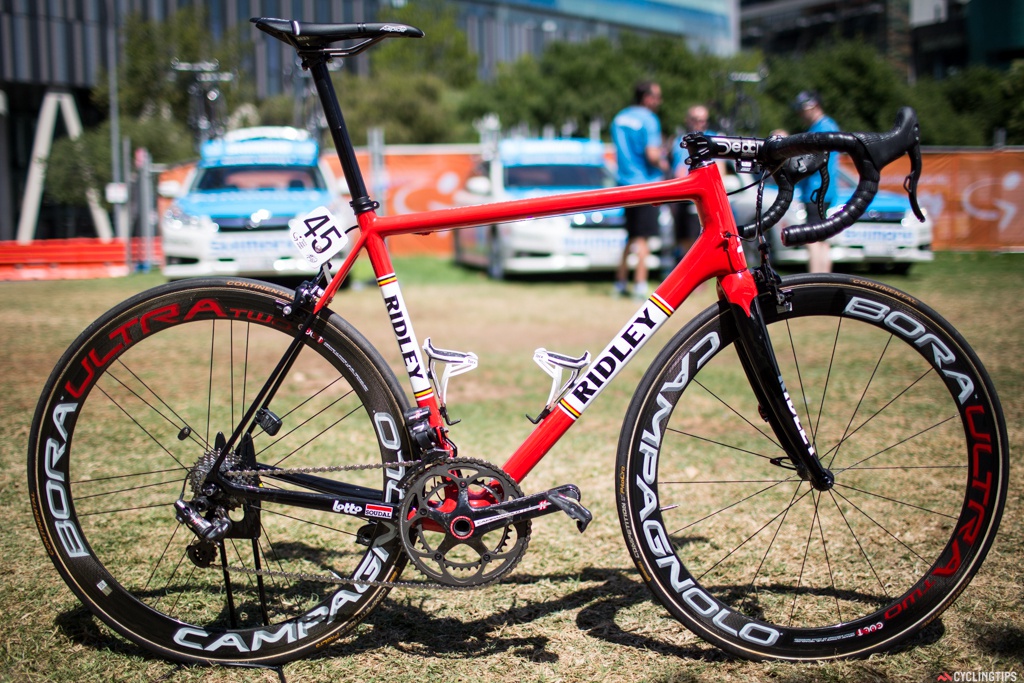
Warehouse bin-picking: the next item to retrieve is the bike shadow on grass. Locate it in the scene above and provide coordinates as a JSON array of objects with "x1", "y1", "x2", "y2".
[
  {"x1": 54, "y1": 564, "x2": 952, "y2": 671},
  {"x1": 354, "y1": 566, "x2": 715, "y2": 664}
]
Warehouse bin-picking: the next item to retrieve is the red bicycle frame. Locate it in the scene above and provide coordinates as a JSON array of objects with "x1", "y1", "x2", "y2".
[{"x1": 311, "y1": 162, "x2": 758, "y2": 484}]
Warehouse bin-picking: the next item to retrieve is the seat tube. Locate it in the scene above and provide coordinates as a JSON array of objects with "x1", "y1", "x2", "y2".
[{"x1": 305, "y1": 55, "x2": 376, "y2": 214}]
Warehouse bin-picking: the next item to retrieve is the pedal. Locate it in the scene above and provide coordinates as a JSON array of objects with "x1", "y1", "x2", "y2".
[
  {"x1": 423, "y1": 337, "x2": 478, "y2": 425},
  {"x1": 528, "y1": 349, "x2": 590, "y2": 423},
  {"x1": 545, "y1": 486, "x2": 592, "y2": 533}
]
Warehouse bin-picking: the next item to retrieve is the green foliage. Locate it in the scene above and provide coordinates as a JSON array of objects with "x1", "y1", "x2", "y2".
[
  {"x1": 45, "y1": 118, "x2": 195, "y2": 207},
  {"x1": 463, "y1": 35, "x2": 1018, "y2": 147},
  {"x1": 317, "y1": 0, "x2": 480, "y2": 145},
  {"x1": 461, "y1": 33, "x2": 737, "y2": 137},
  {"x1": 376, "y1": 0, "x2": 478, "y2": 89},
  {"x1": 50, "y1": 9, "x2": 1024, "y2": 210},
  {"x1": 92, "y1": 7, "x2": 251, "y2": 125},
  {"x1": 1003, "y1": 60, "x2": 1024, "y2": 144},
  {"x1": 332, "y1": 70, "x2": 474, "y2": 145},
  {"x1": 764, "y1": 42, "x2": 912, "y2": 134}
]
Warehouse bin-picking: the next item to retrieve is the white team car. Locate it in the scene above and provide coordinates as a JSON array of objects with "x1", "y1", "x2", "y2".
[
  {"x1": 158, "y1": 126, "x2": 353, "y2": 279},
  {"x1": 453, "y1": 138, "x2": 666, "y2": 279},
  {"x1": 729, "y1": 168, "x2": 934, "y2": 274}
]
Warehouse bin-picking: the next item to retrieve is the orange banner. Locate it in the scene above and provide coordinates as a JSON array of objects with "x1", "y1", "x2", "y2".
[
  {"x1": 326, "y1": 147, "x2": 483, "y2": 255},
  {"x1": 844, "y1": 150, "x2": 1024, "y2": 252}
]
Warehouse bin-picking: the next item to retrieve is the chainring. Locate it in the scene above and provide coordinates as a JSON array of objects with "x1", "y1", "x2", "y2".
[{"x1": 399, "y1": 458, "x2": 531, "y2": 587}]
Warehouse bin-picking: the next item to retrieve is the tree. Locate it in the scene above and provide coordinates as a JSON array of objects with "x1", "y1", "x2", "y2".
[
  {"x1": 336, "y1": 70, "x2": 474, "y2": 145},
  {"x1": 46, "y1": 8, "x2": 244, "y2": 208},
  {"x1": 46, "y1": 118, "x2": 195, "y2": 207},
  {"x1": 1001, "y1": 60, "x2": 1024, "y2": 145},
  {"x1": 91, "y1": 8, "x2": 252, "y2": 134},
  {"x1": 320, "y1": 0, "x2": 479, "y2": 145},
  {"x1": 375, "y1": 0, "x2": 478, "y2": 89}
]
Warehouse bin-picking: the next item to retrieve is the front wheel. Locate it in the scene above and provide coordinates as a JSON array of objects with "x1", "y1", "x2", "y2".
[
  {"x1": 28, "y1": 278, "x2": 412, "y2": 665},
  {"x1": 616, "y1": 274, "x2": 1007, "y2": 660}
]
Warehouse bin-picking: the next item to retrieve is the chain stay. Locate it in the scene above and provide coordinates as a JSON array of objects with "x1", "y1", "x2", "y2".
[{"x1": 213, "y1": 460, "x2": 530, "y2": 590}]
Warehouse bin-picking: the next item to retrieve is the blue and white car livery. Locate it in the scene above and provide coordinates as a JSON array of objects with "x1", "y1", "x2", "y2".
[{"x1": 160, "y1": 126, "x2": 352, "y2": 278}]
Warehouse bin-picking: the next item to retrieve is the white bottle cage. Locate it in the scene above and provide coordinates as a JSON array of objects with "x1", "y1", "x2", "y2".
[
  {"x1": 533, "y1": 348, "x2": 591, "y2": 409},
  {"x1": 423, "y1": 337, "x2": 479, "y2": 410}
]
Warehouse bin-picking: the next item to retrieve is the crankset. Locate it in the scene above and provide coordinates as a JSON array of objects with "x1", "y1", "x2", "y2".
[{"x1": 399, "y1": 458, "x2": 592, "y2": 587}]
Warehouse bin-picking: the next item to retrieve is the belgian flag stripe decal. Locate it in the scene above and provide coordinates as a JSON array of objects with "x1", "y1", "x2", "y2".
[
  {"x1": 558, "y1": 398, "x2": 581, "y2": 420},
  {"x1": 650, "y1": 293, "x2": 673, "y2": 316}
]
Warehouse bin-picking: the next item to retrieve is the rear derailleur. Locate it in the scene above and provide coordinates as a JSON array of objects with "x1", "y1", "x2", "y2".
[{"x1": 175, "y1": 432, "x2": 262, "y2": 567}]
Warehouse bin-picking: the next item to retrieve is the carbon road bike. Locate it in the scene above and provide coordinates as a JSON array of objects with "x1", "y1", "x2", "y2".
[{"x1": 28, "y1": 17, "x2": 1008, "y2": 665}]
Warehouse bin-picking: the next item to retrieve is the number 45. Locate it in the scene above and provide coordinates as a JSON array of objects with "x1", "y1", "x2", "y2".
[{"x1": 291, "y1": 206, "x2": 349, "y2": 266}]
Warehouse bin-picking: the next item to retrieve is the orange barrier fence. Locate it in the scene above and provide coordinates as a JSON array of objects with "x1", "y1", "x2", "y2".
[
  {"x1": 0, "y1": 237, "x2": 163, "y2": 281},
  {"x1": 842, "y1": 149, "x2": 1024, "y2": 251},
  {"x1": 323, "y1": 146, "x2": 481, "y2": 255},
  {"x1": 347, "y1": 146, "x2": 1024, "y2": 254}
]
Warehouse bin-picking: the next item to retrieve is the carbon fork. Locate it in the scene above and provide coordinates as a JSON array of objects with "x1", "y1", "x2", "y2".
[{"x1": 727, "y1": 285, "x2": 835, "y2": 491}]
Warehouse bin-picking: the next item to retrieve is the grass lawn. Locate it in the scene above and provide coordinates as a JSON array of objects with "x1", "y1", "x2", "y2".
[{"x1": 2, "y1": 251, "x2": 1022, "y2": 682}]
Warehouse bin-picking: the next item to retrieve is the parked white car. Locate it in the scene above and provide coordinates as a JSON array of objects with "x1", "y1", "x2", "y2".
[
  {"x1": 453, "y1": 138, "x2": 666, "y2": 279},
  {"x1": 729, "y1": 167, "x2": 933, "y2": 273},
  {"x1": 158, "y1": 127, "x2": 352, "y2": 279}
]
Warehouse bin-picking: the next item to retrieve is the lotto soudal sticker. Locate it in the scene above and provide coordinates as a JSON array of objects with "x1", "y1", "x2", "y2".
[{"x1": 291, "y1": 206, "x2": 349, "y2": 266}]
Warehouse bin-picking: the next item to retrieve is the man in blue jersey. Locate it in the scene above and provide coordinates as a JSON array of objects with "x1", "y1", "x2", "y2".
[
  {"x1": 611, "y1": 80, "x2": 668, "y2": 298},
  {"x1": 793, "y1": 90, "x2": 840, "y2": 272},
  {"x1": 669, "y1": 104, "x2": 715, "y2": 263}
]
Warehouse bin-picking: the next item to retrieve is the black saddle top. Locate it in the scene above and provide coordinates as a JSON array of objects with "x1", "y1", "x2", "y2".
[{"x1": 252, "y1": 17, "x2": 423, "y2": 50}]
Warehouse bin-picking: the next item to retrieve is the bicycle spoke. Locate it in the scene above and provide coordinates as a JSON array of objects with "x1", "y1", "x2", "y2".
[
  {"x1": 693, "y1": 379, "x2": 783, "y2": 450},
  {"x1": 826, "y1": 489, "x2": 889, "y2": 600},
  {"x1": 697, "y1": 482, "x2": 809, "y2": 582},
  {"x1": 665, "y1": 427, "x2": 780, "y2": 463}
]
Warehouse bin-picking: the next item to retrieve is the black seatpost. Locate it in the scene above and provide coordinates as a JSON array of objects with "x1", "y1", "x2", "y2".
[{"x1": 304, "y1": 53, "x2": 377, "y2": 214}]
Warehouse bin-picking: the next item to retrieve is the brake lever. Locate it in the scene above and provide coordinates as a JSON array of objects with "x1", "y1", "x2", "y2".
[
  {"x1": 904, "y1": 140, "x2": 925, "y2": 221},
  {"x1": 812, "y1": 153, "x2": 831, "y2": 220}
]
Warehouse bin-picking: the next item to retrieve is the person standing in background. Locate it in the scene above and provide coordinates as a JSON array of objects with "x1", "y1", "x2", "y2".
[
  {"x1": 611, "y1": 80, "x2": 668, "y2": 299},
  {"x1": 793, "y1": 90, "x2": 840, "y2": 273},
  {"x1": 669, "y1": 104, "x2": 714, "y2": 263}
]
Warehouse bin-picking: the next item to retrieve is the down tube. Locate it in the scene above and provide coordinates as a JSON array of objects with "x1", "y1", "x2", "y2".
[{"x1": 502, "y1": 293, "x2": 676, "y2": 482}]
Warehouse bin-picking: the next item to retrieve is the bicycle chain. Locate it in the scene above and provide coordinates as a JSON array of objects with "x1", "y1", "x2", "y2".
[
  {"x1": 213, "y1": 458, "x2": 485, "y2": 590},
  {"x1": 222, "y1": 459, "x2": 424, "y2": 477}
]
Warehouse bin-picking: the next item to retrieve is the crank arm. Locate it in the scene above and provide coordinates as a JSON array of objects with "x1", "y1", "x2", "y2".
[{"x1": 470, "y1": 484, "x2": 592, "y2": 534}]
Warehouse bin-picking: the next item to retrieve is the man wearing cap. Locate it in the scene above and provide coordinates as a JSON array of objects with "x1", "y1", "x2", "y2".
[{"x1": 793, "y1": 91, "x2": 840, "y2": 273}]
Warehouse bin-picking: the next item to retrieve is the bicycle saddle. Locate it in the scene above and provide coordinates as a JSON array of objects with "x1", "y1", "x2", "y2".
[{"x1": 252, "y1": 17, "x2": 423, "y2": 50}]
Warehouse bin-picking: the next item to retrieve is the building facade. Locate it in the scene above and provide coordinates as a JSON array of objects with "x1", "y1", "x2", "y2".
[{"x1": 739, "y1": 0, "x2": 1024, "y2": 80}]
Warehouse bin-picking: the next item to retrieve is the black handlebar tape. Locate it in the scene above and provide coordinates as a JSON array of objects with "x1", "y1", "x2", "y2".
[
  {"x1": 737, "y1": 151, "x2": 827, "y2": 239},
  {"x1": 760, "y1": 107, "x2": 920, "y2": 247}
]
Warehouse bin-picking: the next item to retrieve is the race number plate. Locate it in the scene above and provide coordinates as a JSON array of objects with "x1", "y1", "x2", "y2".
[{"x1": 291, "y1": 206, "x2": 349, "y2": 267}]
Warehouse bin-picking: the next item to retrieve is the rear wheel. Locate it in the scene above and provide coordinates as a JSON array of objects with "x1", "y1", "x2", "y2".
[
  {"x1": 617, "y1": 274, "x2": 1007, "y2": 660},
  {"x1": 29, "y1": 278, "x2": 412, "y2": 665}
]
